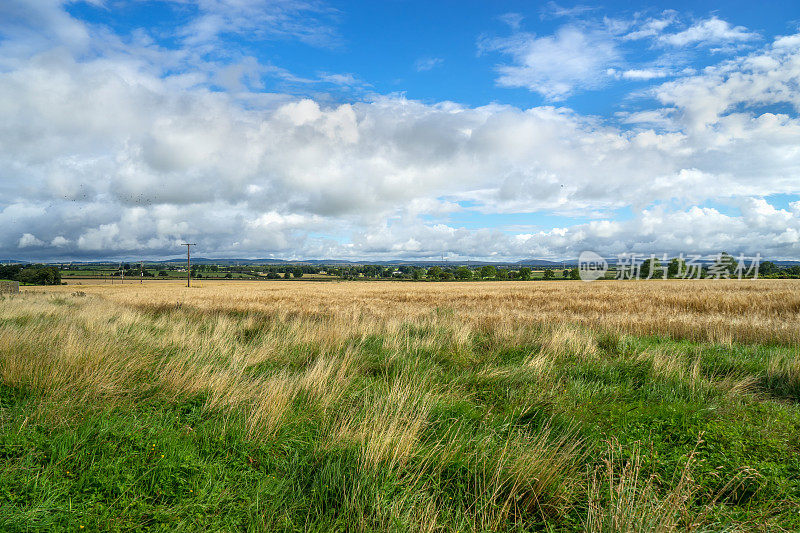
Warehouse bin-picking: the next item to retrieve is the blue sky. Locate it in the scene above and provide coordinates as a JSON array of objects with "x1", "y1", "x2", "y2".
[
  {"x1": 2, "y1": 0, "x2": 800, "y2": 260},
  {"x1": 64, "y1": 0, "x2": 799, "y2": 111}
]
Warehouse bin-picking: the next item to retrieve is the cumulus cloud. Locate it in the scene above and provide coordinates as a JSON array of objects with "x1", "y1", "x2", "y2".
[
  {"x1": 481, "y1": 26, "x2": 621, "y2": 100},
  {"x1": 0, "y1": 0, "x2": 92, "y2": 59},
  {"x1": 0, "y1": 2, "x2": 798, "y2": 261},
  {"x1": 18, "y1": 233, "x2": 44, "y2": 248},
  {"x1": 339, "y1": 202, "x2": 800, "y2": 260},
  {"x1": 653, "y1": 38, "x2": 800, "y2": 130}
]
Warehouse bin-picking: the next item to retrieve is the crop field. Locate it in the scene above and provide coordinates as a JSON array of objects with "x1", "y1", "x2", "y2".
[{"x1": 1, "y1": 280, "x2": 800, "y2": 531}]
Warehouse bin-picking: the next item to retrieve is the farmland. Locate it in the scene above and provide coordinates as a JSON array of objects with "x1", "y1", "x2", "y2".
[{"x1": 1, "y1": 280, "x2": 800, "y2": 531}]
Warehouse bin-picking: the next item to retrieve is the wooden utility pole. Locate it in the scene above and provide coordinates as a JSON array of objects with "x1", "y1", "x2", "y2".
[{"x1": 182, "y1": 244, "x2": 196, "y2": 287}]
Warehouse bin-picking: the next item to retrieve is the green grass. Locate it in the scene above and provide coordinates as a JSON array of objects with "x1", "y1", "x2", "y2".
[{"x1": 1, "y1": 294, "x2": 799, "y2": 531}]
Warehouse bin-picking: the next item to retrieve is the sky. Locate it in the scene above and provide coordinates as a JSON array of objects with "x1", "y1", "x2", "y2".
[{"x1": 2, "y1": 0, "x2": 800, "y2": 262}]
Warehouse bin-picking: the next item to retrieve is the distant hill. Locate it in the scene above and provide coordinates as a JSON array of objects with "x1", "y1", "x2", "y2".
[
  {"x1": 515, "y1": 259, "x2": 571, "y2": 267},
  {"x1": 160, "y1": 257, "x2": 290, "y2": 265}
]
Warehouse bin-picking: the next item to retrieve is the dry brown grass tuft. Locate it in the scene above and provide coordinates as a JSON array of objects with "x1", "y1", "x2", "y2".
[
  {"x1": 478, "y1": 428, "x2": 583, "y2": 528},
  {"x1": 767, "y1": 353, "x2": 800, "y2": 393},
  {"x1": 0, "y1": 307, "x2": 152, "y2": 407},
  {"x1": 538, "y1": 323, "x2": 599, "y2": 359},
  {"x1": 637, "y1": 347, "x2": 686, "y2": 380},
  {"x1": 587, "y1": 440, "x2": 698, "y2": 532},
  {"x1": 0, "y1": 293, "x2": 363, "y2": 437},
  {"x1": 635, "y1": 347, "x2": 704, "y2": 394},
  {"x1": 586, "y1": 438, "x2": 762, "y2": 533},
  {"x1": 334, "y1": 372, "x2": 434, "y2": 469}
]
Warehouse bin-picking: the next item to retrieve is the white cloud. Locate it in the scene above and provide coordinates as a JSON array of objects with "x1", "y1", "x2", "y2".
[
  {"x1": 415, "y1": 57, "x2": 443, "y2": 72},
  {"x1": 540, "y1": 2, "x2": 597, "y2": 20},
  {"x1": 18, "y1": 233, "x2": 44, "y2": 248},
  {"x1": 615, "y1": 109, "x2": 677, "y2": 129},
  {"x1": 653, "y1": 35, "x2": 800, "y2": 131},
  {"x1": 173, "y1": 0, "x2": 340, "y2": 48},
  {"x1": 659, "y1": 16, "x2": 758, "y2": 47},
  {"x1": 338, "y1": 203, "x2": 800, "y2": 260},
  {"x1": 0, "y1": 2, "x2": 799, "y2": 261},
  {"x1": 318, "y1": 72, "x2": 361, "y2": 85},
  {"x1": 619, "y1": 68, "x2": 671, "y2": 80},
  {"x1": 2, "y1": 41, "x2": 799, "y2": 258},
  {"x1": 498, "y1": 13, "x2": 524, "y2": 30},
  {"x1": 623, "y1": 12, "x2": 677, "y2": 40},
  {"x1": 0, "y1": 0, "x2": 92, "y2": 59},
  {"x1": 774, "y1": 34, "x2": 800, "y2": 49},
  {"x1": 481, "y1": 13, "x2": 761, "y2": 101},
  {"x1": 482, "y1": 26, "x2": 621, "y2": 100}
]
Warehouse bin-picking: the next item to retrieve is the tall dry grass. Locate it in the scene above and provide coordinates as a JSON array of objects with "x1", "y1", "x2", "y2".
[{"x1": 586, "y1": 438, "x2": 762, "y2": 533}]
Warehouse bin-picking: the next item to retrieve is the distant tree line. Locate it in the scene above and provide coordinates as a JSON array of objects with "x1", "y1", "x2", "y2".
[
  {"x1": 323, "y1": 264, "x2": 579, "y2": 281},
  {"x1": 758, "y1": 262, "x2": 800, "y2": 278},
  {"x1": 630, "y1": 254, "x2": 797, "y2": 279},
  {"x1": 0, "y1": 264, "x2": 61, "y2": 285},
  {"x1": 188, "y1": 264, "x2": 320, "y2": 279},
  {"x1": 41, "y1": 255, "x2": 800, "y2": 283}
]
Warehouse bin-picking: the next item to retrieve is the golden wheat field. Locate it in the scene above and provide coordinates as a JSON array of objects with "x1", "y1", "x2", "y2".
[
  {"x1": 42, "y1": 278, "x2": 800, "y2": 344},
  {"x1": 2, "y1": 279, "x2": 800, "y2": 531}
]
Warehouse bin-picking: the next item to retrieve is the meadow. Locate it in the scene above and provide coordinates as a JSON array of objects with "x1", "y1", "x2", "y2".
[{"x1": 1, "y1": 279, "x2": 799, "y2": 531}]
